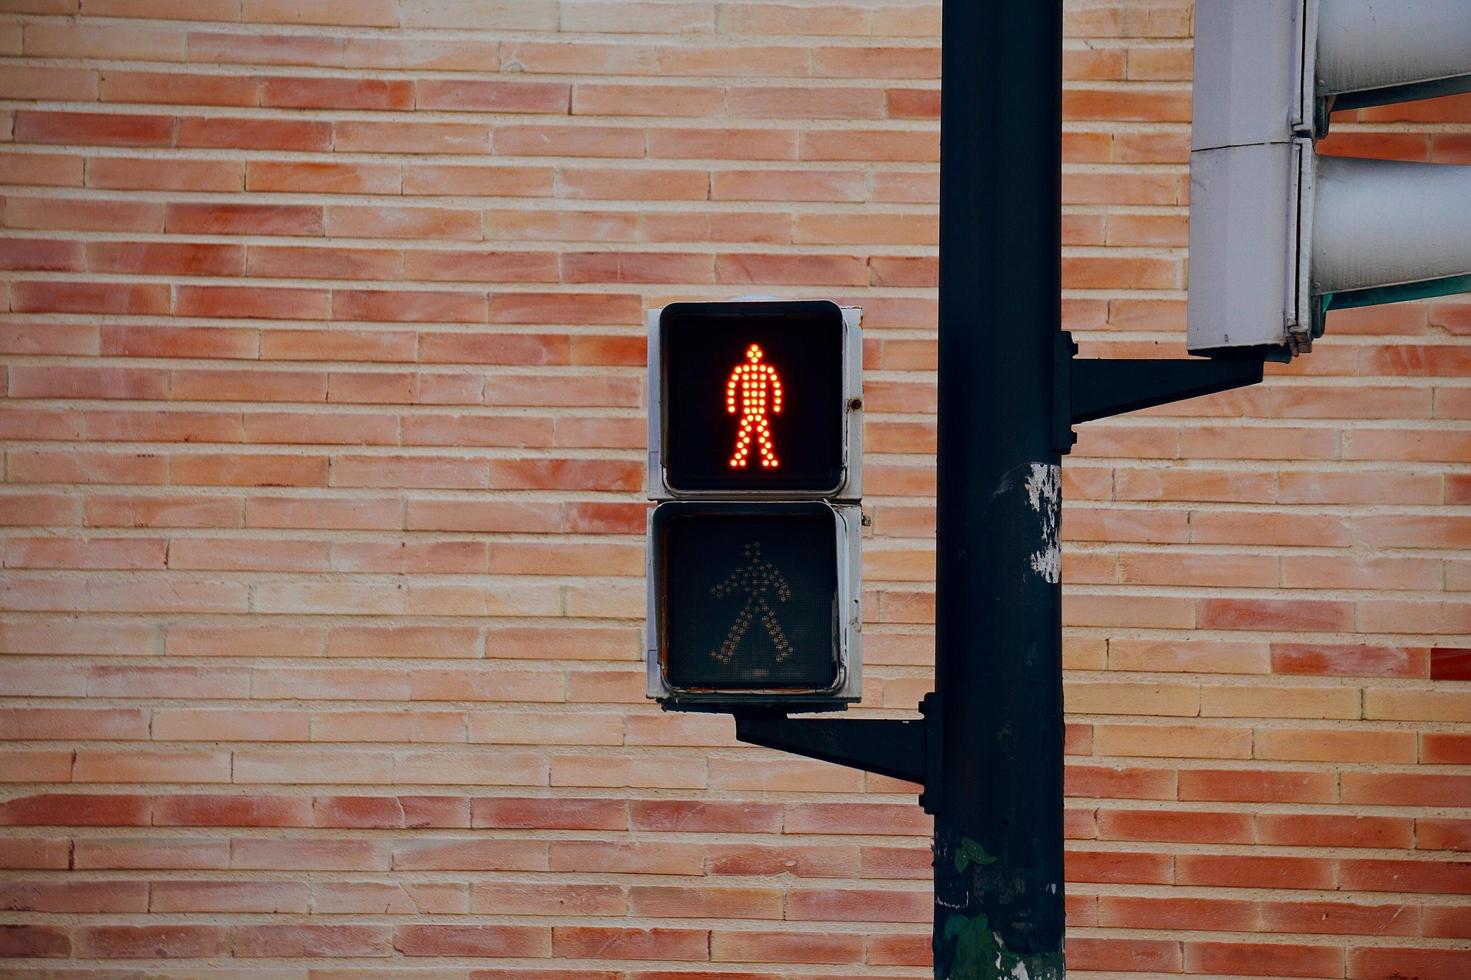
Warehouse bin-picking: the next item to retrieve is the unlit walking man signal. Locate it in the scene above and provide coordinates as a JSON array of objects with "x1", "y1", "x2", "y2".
[{"x1": 708, "y1": 541, "x2": 794, "y2": 664}]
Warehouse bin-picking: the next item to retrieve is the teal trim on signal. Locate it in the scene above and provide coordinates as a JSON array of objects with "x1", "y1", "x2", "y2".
[{"x1": 1325, "y1": 274, "x2": 1471, "y2": 312}]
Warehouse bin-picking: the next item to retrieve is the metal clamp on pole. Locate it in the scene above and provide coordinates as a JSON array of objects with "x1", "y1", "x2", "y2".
[
  {"x1": 1055, "y1": 329, "x2": 1268, "y2": 453},
  {"x1": 734, "y1": 692, "x2": 939, "y2": 813}
]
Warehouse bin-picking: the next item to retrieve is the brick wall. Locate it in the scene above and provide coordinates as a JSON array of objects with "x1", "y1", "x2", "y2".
[{"x1": 1, "y1": 0, "x2": 1468, "y2": 976}]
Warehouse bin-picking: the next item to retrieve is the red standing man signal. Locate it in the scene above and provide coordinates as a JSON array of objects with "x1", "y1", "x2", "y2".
[{"x1": 726, "y1": 343, "x2": 783, "y2": 469}]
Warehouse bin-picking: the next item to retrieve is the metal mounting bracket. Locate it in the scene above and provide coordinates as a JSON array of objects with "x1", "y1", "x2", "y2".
[
  {"x1": 1055, "y1": 330, "x2": 1267, "y2": 453},
  {"x1": 734, "y1": 692, "x2": 940, "y2": 813}
]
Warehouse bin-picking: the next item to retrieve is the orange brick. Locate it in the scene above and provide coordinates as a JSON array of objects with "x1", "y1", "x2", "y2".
[
  {"x1": 1066, "y1": 87, "x2": 1192, "y2": 121},
  {"x1": 712, "y1": 930, "x2": 863, "y2": 965},
  {"x1": 327, "y1": 205, "x2": 482, "y2": 241},
  {"x1": 494, "y1": 124, "x2": 644, "y2": 158},
  {"x1": 1099, "y1": 808, "x2": 1252, "y2": 845},
  {"x1": 1178, "y1": 769, "x2": 1336, "y2": 804},
  {"x1": 472, "y1": 882, "x2": 622, "y2": 916},
  {"x1": 336, "y1": 119, "x2": 490, "y2": 154},
  {"x1": 709, "y1": 758, "x2": 862, "y2": 793},
  {"x1": 1423, "y1": 733, "x2": 1471, "y2": 764},
  {"x1": 243, "y1": 0, "x2": 398, "y2": 27},
  {"x1": 554, "y1": 926, "x2": 709, "y2": 961},
  {"x1": 1068, "y1": 937, "x2": 1181, "y2": 972},
  {"x1": 178, "y1": 115, "x2": 332, "y2": 151},
  {"x1": 99, "y1": 70, "x2": 258, "y2": 107},
  {"x1": 1343, "y1": 773, "x2": 1471, "y2": 808},
  {"x1": 1093, "y1": 724, "x2": 1252, "y2": 760},
  {"x1": 88, "y1": 241, "x2": 244, "y2": 277},
  {"x1": 74, "y1": 925, "x2": 228, "y2": 959},
  {"x1": 11, "y1": 280, "x2": 170, "y2": 315},
  {"x1": 719, "y1": 3, "x2": 866, "y2": 34},
  {"x1": 0, "y1": 64, "x2": 96, "y2": 100},
  {"x1": 345, "y1": 36, "x2": 499, "y2": 70},
  {"x1": 1417, "y1": 819, "x2": 1471, "y2": 851},
  {"x1": 1200, "y1": 685, "x2": 1360, "y2": 720},
  {"x1": 1178, "y1": 854, "x2": 1337, "y2": 891},
  {"x1": 262, "y1": 76, "x2": 414, "y2": 110},
  {"x1": 153, "y1": 709, "x2": 308, "y2": 743},
  {"x1": 1263, "y1": 900, "x2": 1417, "y2": 937},
  {"x1": 404, "y1": 165, "x2": 555, "y2": 198},
  {"x1": 89, "y1": 157, "x2": 246, "y2": 195},
  {"x1": 1066, "y1": 764, "x2": 1177, "y2": 801},
  {"x1": 0, "y1": 151, "x2": 85, "y2": 187},
  {"x1": 1256, "y1": 729, "x2": 1417, "y2": 764},
  {"x1": 787, "y1": 887, "x2": 928, "y2": 923},
  {"x1": 1272, "y1": 643, "x2": 1430, "y2": 678},
  {"x1": 0, "y1": 750, "x2": 73, "y2": 782},
  {"x1": 573, "y1": 82, "x2": 722, "y2": 117},
  {"x1": 405, "y1": 248, "x2": 558, "y2": 282},
  {"x1": 552, "y1": 754, "x2": 705, "y2": 790},
  {"x1": 1197, "y1": 598, "x2": 1355, "y2": 632},
  {"x1": 627, "y1": 885, "x2": 779, "y2": 920},
  {"x1": 1099, "y1": 895, "x2": 1256, "y2": 931},
  {"x1": 561, "y1": 167, "x2": 710, "y2": 201},
  {"x1": 9, "y1": 449, "x2": 167, "y2": 486},
  {"x1": 1341, "y1": 859, "x2": 1471, "y2": 894},
  {"x1": 1366, "y1": 689, "x2": 1471, "y2": 723},
  {"x1": 1186, "y1": 941, "x2": 1343, "y2": 978},
  {"x1": 717, "y1": 252, "x2": 867, "y2": 286},
  {"x1": 84, "y1": 493, "x2": 242, "y2": 529},
  {"x1": 75, "y1": 838, "x2": 228, "y2": 870},
  {"x1": 334, "y1": 289, "x2": 487, "y2": 324},
  {"x1": 649, "y1": 126, "x2": 797, "y2": 160},
  {"x1": 316, "y1": 881, "x2": 468, "y2": 913},
  {"x1": 74, "y1": 749, "x2": 231, "y2": 783},
  {"x1": 183, "y1": 29, "x2": 341, "y2": 65},
  {"x1": 1070, "y1": 847, "x2": 1170, "y2": 882},
  {"x1": 247, "y1": 161, "x2": 402, "y2": 195},
  {"x1": 14, "y1": 110, "x2": 175, "y2": 146},
  {"x1": 551, "y1": 840, "x2": 705, "y2": 876},
  {"x1": 1109, "y1": 639, "x2": 1270, "y2": 675},
  {"x1": 0, "y1": 879, "x2": 147, "y2": 913},
  {"x1": 560, "y1": 251, "x2": 711, "y2": 285},
  {"x1": 170, "y1": 452, "x2": 328, "y2": 487},
  {"x1": 1350, "y1": 948, "x2": 1471, "y2": 977}
]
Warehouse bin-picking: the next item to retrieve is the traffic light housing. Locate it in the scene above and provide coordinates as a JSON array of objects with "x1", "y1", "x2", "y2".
[
  {"x1": 1187, "y1": 0, "x2": 1471, "y2": 358},
  {"x1": 649, "y1": 300, "x2": 862, "y2": 499},
  {"x1": 645, "y1": 300, "x2": 863, "y2": 711},
  {"x1": 647, "y1": 501, "x2": 862, "y2": 707}
]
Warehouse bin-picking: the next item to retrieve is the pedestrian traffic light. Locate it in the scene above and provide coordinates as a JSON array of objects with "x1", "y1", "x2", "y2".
[
  {"x1": 1187, "y1": 0, "x2": 1471, "y2": 358},
  {"x1": 645, "y1": 300, "x2": 863, "y2": 711},
  {"x1": 648, "y1": 501, "x2": 862, "y2": 705},
  {"x1": 649, "y1": 300, "x2": 861, "y2": 499}
]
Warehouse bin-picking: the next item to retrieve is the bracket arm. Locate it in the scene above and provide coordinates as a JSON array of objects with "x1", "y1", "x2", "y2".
[
  {"x1": 1055, "y1": 331, "x2": 1266, "y2": 451},
  {"x1": 734, "y1": 693, "x2": 938, "y2": 810}
]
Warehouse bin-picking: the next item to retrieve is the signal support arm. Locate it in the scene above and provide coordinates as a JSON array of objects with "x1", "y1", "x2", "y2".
[
  {"x1": 734, "y1": 693, "x2": 941, "y2": 813},
  {"x1": 1053, "y1": 330, "x2": 1268, "y2": 453}
]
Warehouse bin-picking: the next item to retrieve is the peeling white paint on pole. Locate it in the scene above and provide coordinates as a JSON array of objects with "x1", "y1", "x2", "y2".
[{"x1": 1025, "y1": 463, "x2": 1061, "y2": 584}]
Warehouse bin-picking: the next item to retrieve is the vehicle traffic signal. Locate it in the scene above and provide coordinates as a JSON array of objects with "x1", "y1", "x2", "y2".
[
  {"x1": 645, "y1": 300, "x2": 863, "y2": 711},
  {"x1": 1187, "y1": 0, "x2": 1471, "y2": 358}
]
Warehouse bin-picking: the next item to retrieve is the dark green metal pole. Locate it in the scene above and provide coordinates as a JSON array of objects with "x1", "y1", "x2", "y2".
[{"x1": 933, "y1": 0, "x2": 1066, "y2": 975}]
